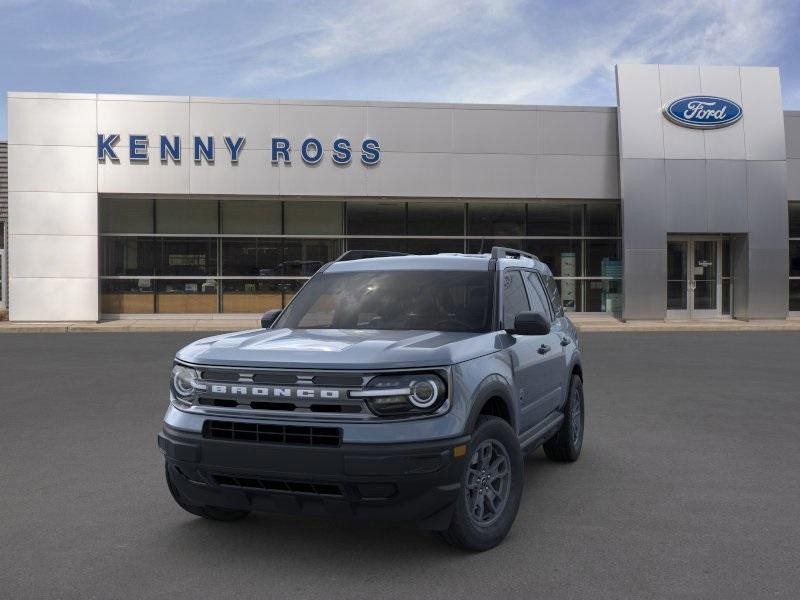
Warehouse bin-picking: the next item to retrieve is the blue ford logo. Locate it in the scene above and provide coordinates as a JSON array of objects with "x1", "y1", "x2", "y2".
[{"x1": 663, "y1": 96, "x2": 743, "y2": 129}]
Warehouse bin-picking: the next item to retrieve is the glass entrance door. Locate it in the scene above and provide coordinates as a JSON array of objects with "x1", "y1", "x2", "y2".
[{"x1": 666, "y1": 236, "x2": 722, "y2": 319}]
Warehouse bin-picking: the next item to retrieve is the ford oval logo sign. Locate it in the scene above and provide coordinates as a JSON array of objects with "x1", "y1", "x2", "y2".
[{"x1": 663, "y1": 96, "x2": 743, "y2": 129}]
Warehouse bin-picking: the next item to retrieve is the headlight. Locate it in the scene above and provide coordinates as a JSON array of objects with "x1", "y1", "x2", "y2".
[
  {"x1": 351, "y1": 373, "x2": 448, "y2": 417},
  {"x1": 170, "y1": 364, "x2": 201, "y2": 407}
]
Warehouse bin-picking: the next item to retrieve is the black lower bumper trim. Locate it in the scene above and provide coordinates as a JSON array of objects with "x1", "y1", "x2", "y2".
[{"x1": 159, "y1": 424, "x2": 470, "y2": 530}]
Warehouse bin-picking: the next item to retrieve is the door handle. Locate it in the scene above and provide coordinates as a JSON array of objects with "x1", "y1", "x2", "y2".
[
  {"x1": 560, "y1": 336, "x2": 571, "y2": 347},
  {"x1": 538, "y1": 344, "x2": 551, "y2": 355}
]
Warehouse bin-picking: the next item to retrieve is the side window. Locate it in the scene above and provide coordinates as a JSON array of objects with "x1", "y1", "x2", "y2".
[
  {"x1": 502, "y1": 270, "x2": 530, "y2": 328},
  {"x1": 541, "y1": 273, "x2": 564, "y2": 318},
  {"x1": 522, "y1": 271, "x2": 551, "y2": 319}
]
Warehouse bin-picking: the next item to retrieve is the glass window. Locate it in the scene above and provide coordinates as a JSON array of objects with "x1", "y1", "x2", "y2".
[
  {"x1": 585, "y1": 279, "x2": 622, "y2": 313},
  {"x1": 346, "y1": 238, "x2": 408, "y2": 253},
  {"x1": 586, "y1": 202, "x2": 620, "y2": 236},
  {"x1": 526, "y1": 203, "x2": 581, "y2": 236},
  {"x1": 221, "y1": 238, "x2": 281, "y2": 276},
  {"x1": 525, "y1": 239, "x2": 581, "y2": 277},
  {"x1": 502, "y1": 270, "x2": 530, "y2": 328},
  {"x1": 790, "y1": 202, "x2": 800, "y2": 238},
  {"x1": 221, "y1": 280, "x2": 294, "y2": 313},
  {"x1": 557, "y1": 279, "x2": 580, "y2": 312},
  {"x1": 522, "y1": 272, "x2": 550, "y2": 318},
  {"x1": 221, "y1": 200, "x2": 281, "y2": 234},
  {"x1": 790, "y1": 241, "x2": 800, "y2": 277},
  {"x1": 407, "y1": 203, "x2": 464, "y2": 236},
  {"x1": 283, "y1": 239, "x2": 339, "y2": 275},
  {"x1": 285, "y1": 201, "x2": 342, "y2": 235},
  {"x1": 156, "y1": 198, "x2": 218, "y2": 234},
  {"x1": 100, "y1": 198, "x2": 153, "y2": 233},
  {"x1": 540, "y1": 273, "x2": 564, "y2": 317},
  {"x1": 791, "y1": 279, "x2": 800, "y2": 312},
  {"x1": 407, "y1": 238, "x2": 464, "y2": 255},
  {"x1": 156, "y1": 279, "x2": 218, "y2": 314},
  {"x1": 100, "y1": 279, "x2": 155, "y2": 314},
  {"x1": 161, "y1": 238, "x2": 217, "y2": 276},
  {"x1": 347, "y1": 202, "x2": 405, "y2": 235},
  {"x1": 466, "y1": 238, "x2": 523, "y2": 254},
  {"x1": 276, "y1": 271, "x2": 494, "y2": 332},
  {"x1": 101, "y1": 237, "x2": 158, "y2": 276},
  {"x1": 587, "y1": 240, "x2": 621, "y2": 277},
  {"x1": 468, "y1": 202, "x2": 524, "y2": 237}
]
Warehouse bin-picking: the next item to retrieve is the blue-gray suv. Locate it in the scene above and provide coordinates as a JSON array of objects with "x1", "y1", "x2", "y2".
[{"x1": 158, "y1": 247, "x2": 584, "y2": 551}]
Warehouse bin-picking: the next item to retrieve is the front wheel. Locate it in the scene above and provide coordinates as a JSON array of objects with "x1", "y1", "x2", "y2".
[
  {"x1": 440, "y1": 416, "x2": 523, "y2": 551},
  {"x1": 543, "y1": 374, "x2": 584, "y2": 462}
]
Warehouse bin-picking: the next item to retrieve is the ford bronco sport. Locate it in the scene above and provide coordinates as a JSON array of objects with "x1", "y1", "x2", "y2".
[{"x1": 158, "y1": 247, "x2": 584, "y2": 551}]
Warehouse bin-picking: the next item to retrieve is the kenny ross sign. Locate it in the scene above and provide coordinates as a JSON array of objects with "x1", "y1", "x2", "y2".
[
  {"x1": 663, "y1": 96, "x2": 743, "y2": 129},
  {"x1": 97, "y1": 134, "x2": 381, "y2": 166}
]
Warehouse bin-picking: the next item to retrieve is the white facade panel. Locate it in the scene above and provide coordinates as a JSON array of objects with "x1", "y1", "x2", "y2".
[
  {"x1": 536, "y1": 155, "x2": 619, "y2": 199},
  {"x1": 740, "y1": 67, "x2": 786, "y2": 161},
  {"x1": 452, "y1": 108, "x2": 538, "y2": 155},
  {"x1": 616, "y1": 64, "x2": 664, "y2": 159},
  {"x1": 279, "y1": 104, "x2": 367, "y2": 151},
  {"x1": 10, "y1": 234, "x2": 97, "y2": 278},
  {"x1": 538, "y1": 110, "x2": 618, "y2": 157},
  {"x1": 9, "y1": 277, "x2": 98, "y2": 321},
  {"x1": 99, "y1": 159, "x2": 190, "y2": 195},
  {"x1": 451, "y1": 154, "x2": 536, "y2": 198},
  {"x1": 8, "y1": 97, "x2": 97, "y2": 148},
  {"x1": 279, "y1": 157, "x2": 367, "y2": 197},
  {"x1": 366, "y1": 106, "x2": 453, "y2": 153},
  {"x1": 189, "y1": 100, "x2": 278, "y2": 151},
  {"x1": 9, "y1": 192, "x2": 97, "y2": 235},
  {"x1": 8, "y1": 145, "x2": 97, "y2": 193},
  {"x1": 659, "y1": 65, "x2": 706, "y2": 160},
  {"x1": 189, "y1": 149, "x2": 279, "y2": 196},
  {"x1": 364, "y1": 152, "x2": 452, "y2": 197},
  {"x1": 699, "y1": 66, "x2": 747, "y2": 160},
  {"x1": 97, "y1": 97, "x2": 190, "y2": 150}
]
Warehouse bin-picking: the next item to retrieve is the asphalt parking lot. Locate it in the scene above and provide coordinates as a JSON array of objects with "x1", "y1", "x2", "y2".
[{"x1": 1, "y1": 331, "x2": 799, "y2": 599}]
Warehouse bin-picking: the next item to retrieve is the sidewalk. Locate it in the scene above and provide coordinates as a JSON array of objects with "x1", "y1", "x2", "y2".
[{"x1": 1, "y1": 315, "x2": 799, "y2": 333}]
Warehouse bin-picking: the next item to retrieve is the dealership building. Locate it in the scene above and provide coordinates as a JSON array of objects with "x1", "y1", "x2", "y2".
[{"x1": 3, "y1": 63, "x2": 800, "y2": 321}]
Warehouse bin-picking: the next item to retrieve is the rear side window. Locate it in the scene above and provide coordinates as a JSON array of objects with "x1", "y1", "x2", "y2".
[
  {"x1": 502, "y1": 271, "x2": 530, "y2": 328},
  {"x1": 522, "y1": 271, "x2": 551, "y2": 319},
  {"x1": 541, "y1": 273, "x2": 564, "y2": 318}
]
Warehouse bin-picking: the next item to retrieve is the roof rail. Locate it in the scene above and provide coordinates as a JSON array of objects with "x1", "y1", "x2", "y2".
[
  {"x1": 335, "y1": 250, "x2": 409, "y2": 262},
  {"x1": 490, "y1": 246, "x2": 540, "y2": 261}
]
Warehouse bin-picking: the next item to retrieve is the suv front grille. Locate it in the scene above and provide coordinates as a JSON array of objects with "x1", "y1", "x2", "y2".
[
  {"x1": 203, "y1": 420, "x2": 342, "y2": 447},
  {"x1": 212, "y1": 474, "x2": 344, "y2": 497}
]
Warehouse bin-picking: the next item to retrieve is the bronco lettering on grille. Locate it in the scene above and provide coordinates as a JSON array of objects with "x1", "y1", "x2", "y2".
[{"x1": 208, "y1": 385, "x2": 341, "y2": 400}]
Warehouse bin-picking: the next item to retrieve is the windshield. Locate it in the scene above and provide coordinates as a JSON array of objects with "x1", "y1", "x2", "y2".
[{"x1": 275, "y1": 270, "x2": 494, "y2": 333}]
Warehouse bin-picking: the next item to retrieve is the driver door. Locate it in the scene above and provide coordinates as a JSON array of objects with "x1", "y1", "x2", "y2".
[{"x1": 502, "y1": 270, "x2": 555, "y2": 435}]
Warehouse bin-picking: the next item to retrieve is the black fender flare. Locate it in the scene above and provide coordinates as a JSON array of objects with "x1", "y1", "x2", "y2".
[{"x1": 464, "y1": 373, "x2": 516, "y2": 435}]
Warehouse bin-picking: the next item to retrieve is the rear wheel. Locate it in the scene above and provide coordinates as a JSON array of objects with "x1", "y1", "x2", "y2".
[
  {"x1": 165, "y1": 465, "x2": 250, "y2": 521},
  {"x1": 543, "y1": 374, "x2": 584, "y2": 462},
  {"x1": 440, "y1": 416, "x2": 523, "y2": 551}
]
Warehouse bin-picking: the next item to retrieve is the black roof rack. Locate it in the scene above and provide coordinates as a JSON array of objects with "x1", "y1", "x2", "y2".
[
  {"x1": 335, "y1": 250, "x2": 409, "y2": 262},
  {"x1": 490, "y1": 246, "x2": 540, "y2": 261}
]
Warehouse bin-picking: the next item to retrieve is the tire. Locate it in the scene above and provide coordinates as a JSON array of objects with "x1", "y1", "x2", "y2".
[
  {"x1": 165, "y1": 465, "x2": 251, "y2": 522},
  {"x1": 543, "y1": 374, "x2": 584, "y2": 462},
  {"x1": 440, "y1": 416, "x2": 523, "y2": 551}
]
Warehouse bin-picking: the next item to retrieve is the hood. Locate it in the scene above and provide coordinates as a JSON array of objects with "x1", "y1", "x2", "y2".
[{"x1": 176, "y1": 328, "x2": 501, "y2": 370}]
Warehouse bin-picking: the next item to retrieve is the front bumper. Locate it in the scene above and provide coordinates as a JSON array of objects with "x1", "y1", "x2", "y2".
[{"x1": 158, "y1": 424, "x2": 470, "y2": 530}]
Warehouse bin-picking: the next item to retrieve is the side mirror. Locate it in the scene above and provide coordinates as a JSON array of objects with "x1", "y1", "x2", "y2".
[
  {"x1": 508, "y1": 311, "x2": 550, "y2": 336},
  {"x1": 260, "y1": 308, "x2": 282, "y2": 329}
]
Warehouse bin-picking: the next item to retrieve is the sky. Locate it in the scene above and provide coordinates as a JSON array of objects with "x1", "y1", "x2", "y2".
[{"x1": 2, "y1": 0, "x2": 800, "y2": 139}]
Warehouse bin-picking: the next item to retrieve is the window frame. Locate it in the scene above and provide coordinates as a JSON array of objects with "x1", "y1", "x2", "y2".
[{"x1": 500, "y1": 268, "x2": 532, "y2": 330}]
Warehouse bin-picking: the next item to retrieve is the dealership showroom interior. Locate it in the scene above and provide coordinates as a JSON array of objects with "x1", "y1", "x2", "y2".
[{"x1": 1, "y1": 63, "x2": 799, "y2": 325}]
